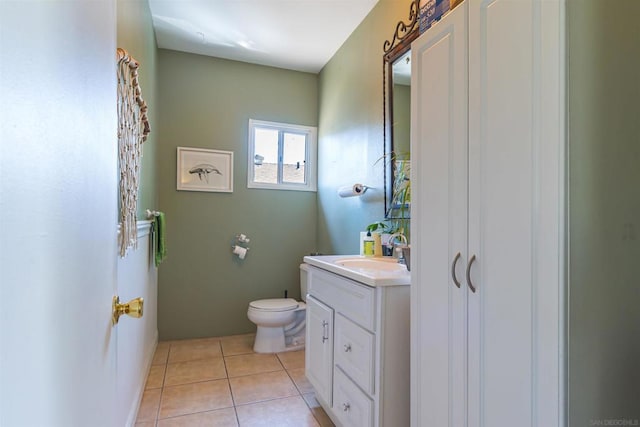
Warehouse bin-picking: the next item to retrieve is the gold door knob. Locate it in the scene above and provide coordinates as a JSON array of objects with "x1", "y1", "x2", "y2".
[{"x1": 112, "y1": 296, "x2": 144, "y2": 325}]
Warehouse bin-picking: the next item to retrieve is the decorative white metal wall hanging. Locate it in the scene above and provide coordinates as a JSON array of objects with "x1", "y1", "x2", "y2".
[{"x1": 117, "y1": 48, "x2": 151, "y2": 257}]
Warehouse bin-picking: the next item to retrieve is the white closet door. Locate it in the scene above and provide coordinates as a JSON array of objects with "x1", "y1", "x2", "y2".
[
  {"x1": 467, "y1": 0, "x2": 563, "y2": 426},
  {"x1": 410, "y1": 3, "x2": 468, "y2": 427}
]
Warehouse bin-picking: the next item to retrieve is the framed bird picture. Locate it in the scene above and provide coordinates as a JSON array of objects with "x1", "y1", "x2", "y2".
[{"x1": 177, "y1": 147, "x2": 234, "y2": 193}]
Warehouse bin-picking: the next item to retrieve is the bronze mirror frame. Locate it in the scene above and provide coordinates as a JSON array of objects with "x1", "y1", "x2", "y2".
[{"x1": 383, "y1": 0, "x2": 420, "y2": 219}]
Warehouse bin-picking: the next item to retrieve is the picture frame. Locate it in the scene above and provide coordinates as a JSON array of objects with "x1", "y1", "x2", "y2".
[{"x1": 177, "y1": 147, "x2": 234, "y2": 193}]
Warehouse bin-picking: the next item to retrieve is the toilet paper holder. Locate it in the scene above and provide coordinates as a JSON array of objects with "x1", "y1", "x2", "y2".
[
  {"x1": 338, "y1": 183, "x2": 369, "y2": 198},
  {"x1": 235, "y1": 234, "x2": 250, "y2": 243},
  {"x1": 231, "y1": 233, "x2": 250, "y2": 259}
]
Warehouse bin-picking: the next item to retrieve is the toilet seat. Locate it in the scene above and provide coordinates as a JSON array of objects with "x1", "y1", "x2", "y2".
[{"x1": 249, "y1": 298, "x2": 299, "y2": 312}]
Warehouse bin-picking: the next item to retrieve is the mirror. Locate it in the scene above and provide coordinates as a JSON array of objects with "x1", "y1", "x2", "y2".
[{"x1": 383, "y1": 0, "x2": 419, "y2": 220}]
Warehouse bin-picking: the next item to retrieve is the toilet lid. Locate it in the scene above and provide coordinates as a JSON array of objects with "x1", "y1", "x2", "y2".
[{"x1": 249, "y1": 298, "x2": 299, "y2": 312}]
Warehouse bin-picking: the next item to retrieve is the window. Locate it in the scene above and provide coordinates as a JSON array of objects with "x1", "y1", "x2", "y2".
[{"x1": 248, "y1": 119, "x2": 317, "y2": 191}]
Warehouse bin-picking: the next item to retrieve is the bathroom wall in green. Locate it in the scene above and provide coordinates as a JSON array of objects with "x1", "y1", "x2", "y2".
[
  {"x1": 156, "y1": 50, "x2": 318, "y2": 340},
  {"x1": 567, "y1": 0, "x2": 640, "y2": 424},
  {"x1": 317, "y1": 0, "x2": 412, "y2": 254}
]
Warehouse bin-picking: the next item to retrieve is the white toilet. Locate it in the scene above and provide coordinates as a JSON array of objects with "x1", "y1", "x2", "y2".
[{"x1": 247, "y1": 264, "x2": 308, "y2": 353}]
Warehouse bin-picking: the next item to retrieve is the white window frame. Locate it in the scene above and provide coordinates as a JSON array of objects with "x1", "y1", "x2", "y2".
[{"x1": 247, "y1": 119, "x2": 317, "y2": 192}]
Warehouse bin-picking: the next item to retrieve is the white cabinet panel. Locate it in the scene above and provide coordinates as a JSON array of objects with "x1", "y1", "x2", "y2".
[
  {"x1": 333, "y1": 368, "x2": 373, "y2": 427},
  {"x1": 468, "y1": 1, "x2": 542, "y2": 425},
  {"x1": 304, "y1": 263, "x2": 409, "y2": 427},
  {"x1": 335, "y1": 313, "x2": 375, "y2": 394},
  {"x1": 411, "y1": 0, "x2": 563, "y2": 426},
  {"x1": 305, "y1": 295, "x2": 334, "y2": 406},
  {"x1": 410, "y1": 3, "x2": 468, "y2": 427},
  {"x1": 307, "y1": 267, "x2": 376, "y2": 330}
]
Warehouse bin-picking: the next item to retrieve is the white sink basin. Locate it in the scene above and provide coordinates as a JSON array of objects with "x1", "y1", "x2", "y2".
[
  {"x1": 303, "y1": 255, "x2": 410, "y2": 287},
  {"x1": 335, "y1": 258, "x2": 407, "y2": 272}
]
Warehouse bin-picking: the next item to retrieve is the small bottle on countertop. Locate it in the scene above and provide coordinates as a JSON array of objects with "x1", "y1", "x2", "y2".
[
  {"x1": 373, "y1": 233, "x2": 383, "y2": 257},
  {"x1": 363, "y1": 231, "x2": 375, "y2": 256}
]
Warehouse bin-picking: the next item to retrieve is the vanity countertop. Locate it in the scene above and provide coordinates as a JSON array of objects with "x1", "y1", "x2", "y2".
[{"x1": 303, "y1": 254, "x2": 410, "y2": 287}]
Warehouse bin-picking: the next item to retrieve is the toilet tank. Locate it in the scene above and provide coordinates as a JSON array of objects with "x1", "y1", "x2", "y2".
[{"x1": 299, "y1": 263, "x2": 309, "y2": 301}]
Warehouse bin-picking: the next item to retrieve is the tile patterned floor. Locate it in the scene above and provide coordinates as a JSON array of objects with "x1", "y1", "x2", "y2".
[{"x1": 136, "y1": 334, "x2": 335, "y2": 427}]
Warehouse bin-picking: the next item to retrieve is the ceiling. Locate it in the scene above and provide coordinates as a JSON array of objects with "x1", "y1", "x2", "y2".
[{"x1": 148, "y1": 0, "x2": 380, "y2": 74}]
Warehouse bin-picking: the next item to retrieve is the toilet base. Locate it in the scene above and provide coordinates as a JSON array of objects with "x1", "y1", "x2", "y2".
[{"x1": 253, "y1": 326, "x2": 306, "y2": 353}]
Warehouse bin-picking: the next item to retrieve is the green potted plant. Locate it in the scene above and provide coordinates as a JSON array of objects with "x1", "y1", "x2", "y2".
[
  {"x1": 367, "y1": 151, "x2": 411, "y2": 258},
  {"x1": 388, "y1": 156, "x2": 410, "y2": 234},
  {"x1": 372, "y1": 150, "x2": 411, "y2": 230}
]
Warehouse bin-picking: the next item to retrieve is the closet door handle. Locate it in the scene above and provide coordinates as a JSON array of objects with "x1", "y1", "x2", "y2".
[
  {"x1": 451, "y1": 252, "x2": 462, "y2": 288},
  {"x1": 466, "y1": 254, "x2": 477, "y2": 293}
]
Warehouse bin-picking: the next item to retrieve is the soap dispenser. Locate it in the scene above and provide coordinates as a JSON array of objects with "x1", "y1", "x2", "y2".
[{"x1": 363, "y1": 231, "x2": 375, "y2": 256}]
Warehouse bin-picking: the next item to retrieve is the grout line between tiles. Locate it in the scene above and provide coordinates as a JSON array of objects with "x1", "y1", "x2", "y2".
[
  {"x1": 232, "y1": 393, "x2": 302, "y2": 408},
  {"x1": 224, "y1": 360, "x2": 237, "y2": 408},
  {"x1": 156, "y1": 405, "x2": 236, "y2": 422},
  {"x1": 226, "y1": 367, "x2": 284, "y2": 379},
  {"x1": 153, "y1": 342, "x2": 169, "y2": 425},
  {"x1": 284, "y1": 368, "x2": 307, "y2": 396},
  {"x1": 233, "y1": 407, "x2": 241, "y2": 427}
]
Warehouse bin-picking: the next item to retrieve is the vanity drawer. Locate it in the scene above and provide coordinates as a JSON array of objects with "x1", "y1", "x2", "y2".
[
  {"x1": 335, "y1": 313, "x2": 375, "y2": 394},
  {"x1": 307, "y1": 267, "x2": 375, "y2": 330},
  {"x1": 333, "y1": 367, "x2": 373, "y2": 427}
]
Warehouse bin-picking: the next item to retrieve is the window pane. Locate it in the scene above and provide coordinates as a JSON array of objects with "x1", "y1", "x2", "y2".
[
  {"x1": 247, "y1": 119, "x2": 316, "y2": 192},
  {"x1": 282, "y1": 132, "x2": 306, "y2": 184},
  {"x1": 254, "y1": 128, "x2": 278, "y2": 184}
]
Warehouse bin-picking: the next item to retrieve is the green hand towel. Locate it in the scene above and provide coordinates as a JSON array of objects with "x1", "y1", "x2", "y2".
[{"x1": 154, "y1": 212, "x2": 167, "y2": 267}]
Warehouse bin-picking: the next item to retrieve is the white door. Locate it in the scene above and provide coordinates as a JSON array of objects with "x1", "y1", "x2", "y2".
[
  {"x1": 410, "y1": 3, "x2": 469, "y2": 427},
  {"x1": 468, "y1": 2, "x2": 534, "y2": 423},
  {"x1": 467, "y1": 0, "x2": 563, "y2": 426},
  {"x1": 305, "y1": 295, "x2": 334, "y2": 407},
  {"x1": 0, "y1": 3, "x2": 119, "y2": 427}
]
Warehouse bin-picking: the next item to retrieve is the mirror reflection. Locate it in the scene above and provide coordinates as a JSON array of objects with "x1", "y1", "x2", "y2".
[
  {"x1": 383, "y1": 2, "x2": 418, "y2": 221},
  {"x1": 392, "y1": 51, "x2": 411, "y2": 157}
]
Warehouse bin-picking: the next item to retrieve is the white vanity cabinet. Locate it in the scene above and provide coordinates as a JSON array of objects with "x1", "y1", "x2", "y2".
[
  {"x1": 411, "y1": 1, "x2": 563, "y2": 426},
  {"x1": 304, "y1": 263, "x2": 410, "y2": 427}
]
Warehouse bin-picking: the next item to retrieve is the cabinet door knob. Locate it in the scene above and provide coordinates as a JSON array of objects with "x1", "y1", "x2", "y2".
[
  {"x1": 343, "y1": 343, "x2": 352, "y2": 352},
  {"x1": 342, "y1": 403, "x2": 351, "y2": 412},
  {"x1": 451, "y1": 252, "x2": 462, "y2": 288},
  {"x1": 466, "y1": 254, "x2": 477, "y2": 293}
]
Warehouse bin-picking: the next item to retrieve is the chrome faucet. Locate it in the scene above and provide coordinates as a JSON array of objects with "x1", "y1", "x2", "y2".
[{"x1": 387, "y1": 233, "x2": 408, "y2": 264}]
